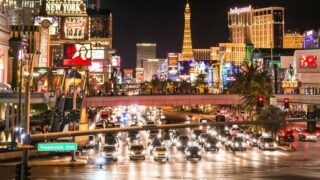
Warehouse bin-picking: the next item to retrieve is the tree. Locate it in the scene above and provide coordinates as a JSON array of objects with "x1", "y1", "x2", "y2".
[
  {"x1": 257, "y1": 106, "x2": 286, "y2": 136},
  {"x1": 193, "y1": 74, "x2": 207, "y2": 94},
  {"x1": 139, "y1": 81, "x2": 150, "y2": 95},
  {"x1": 179, "y1": 80, "x2": 192, "y2": 94},
  {"x1": 230, "y1": 61, "x2": 272, "y2": 115},
  {"x1": 150, "y1": 74, "x2": 160, "y2": 94}
]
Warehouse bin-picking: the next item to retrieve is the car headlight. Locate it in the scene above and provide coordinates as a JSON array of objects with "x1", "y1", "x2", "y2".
[
  {"x1": 235, "y1": 143, "x2": 239, "y2": 147},
  {"x1": 101, "y1": 152, "x2": 106, "y2": 156},
  {"x1": 216, "y1": 143, "x2": 219, "y2": 147},
  {"x1": 265, "y1": 144, "x2": 269, "y2": 147},
  {"x1": 273, "y1": 143, "x2": 277, "y2": 147},
  {"x1": 96, "y1": 157, "x2": 105, "y2": 164},
  {"x1": 89, "y1": 140, "x2": 94, "y2": 145},
  {"x1": 242, "y1": 142, "x2": 246, "y2": 147},
  {"x1": 206, "y1": 144, "x2": 211, "y2": 148},
  {"x1": 188, "y1": 141, "x2": 192, "y2": 146},
  {"x1": 177, "y1": 142, "x2": 182, "y2": 147},
  {"x1": 192, "y1": 134, "x2": 196, "y2": 138},
  {"x1": 253, "y1": 139, "x2": 257, "y2": 143},
  {"x1": 199, "y1": 126, "x2": 203, "y2": 130},
  {"x1": 141, "y1": 150, "x2": 145, "y2": 154},
  {"x1": 227, "y1": 141, "x2": 231, "y2": 145},
  {"x1": 187, "y1": 152, "x2": 190, "y2": 156},
  {"x1": 197, "y1": 151, "x2": 201, "y2": 155}
]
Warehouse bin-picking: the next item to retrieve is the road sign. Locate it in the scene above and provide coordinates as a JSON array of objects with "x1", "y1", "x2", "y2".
[{"x1": 37, "y1": 143, "x2": 77, "y2": 152}]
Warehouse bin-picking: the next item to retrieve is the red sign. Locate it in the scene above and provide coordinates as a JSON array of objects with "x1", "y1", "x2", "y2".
[
  {"x1": 63, "y1": 44, "x2": 92, "y2": 66},
  {"x1": 300, "y1": 55, "x2": 317, "y2": 68}
]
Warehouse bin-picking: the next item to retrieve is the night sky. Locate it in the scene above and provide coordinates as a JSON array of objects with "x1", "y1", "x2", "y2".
[{"x1": 102, "y1": 0, "x2": 320, "y2": 69}]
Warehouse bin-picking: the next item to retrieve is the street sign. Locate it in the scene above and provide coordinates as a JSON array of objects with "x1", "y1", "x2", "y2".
[{"x1": 37, "y1": 143, "x2": 77, "y2": 152}]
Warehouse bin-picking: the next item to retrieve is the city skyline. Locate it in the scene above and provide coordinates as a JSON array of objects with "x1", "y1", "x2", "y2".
[{"x1": 103, "y1": 0, "x2": 320, "y2": 69}]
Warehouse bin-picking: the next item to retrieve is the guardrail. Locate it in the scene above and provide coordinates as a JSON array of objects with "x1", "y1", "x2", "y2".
[{"x1": 0, "y1": 92, "x2": 45, "y2": 98}]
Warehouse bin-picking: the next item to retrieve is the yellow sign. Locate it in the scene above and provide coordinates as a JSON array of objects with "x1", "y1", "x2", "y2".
[{"x1": 282, "y1": 81, "x2": 299, "y2": 88}]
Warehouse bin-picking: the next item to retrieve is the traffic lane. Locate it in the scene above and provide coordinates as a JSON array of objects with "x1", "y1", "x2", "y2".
[{"x1": 1, "y1": 141, "x2": 320, "y2": 179}]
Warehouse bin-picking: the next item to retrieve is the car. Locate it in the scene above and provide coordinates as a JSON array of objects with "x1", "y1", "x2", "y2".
[
  {"x1": 258, "y1": 137, "x2": 277, "y2": 150},
  {"x1": 191, "y1": 130, "x2": 206, "y2": 140},
  {"x1": 224, "y1": 136, "x2": 233, "y2": 150},
  {"x1": 105, "y1": 135, "x2": 119, "y2": 147},
  {"x1": 84, "y1": 135, "x2": 97, "y2": 149},
  {"x1": 298, "y1": 130, "x2": 317, "y2": 142},
  {"x1": 229, "y1": 125, "x2": 241, "y2": 136},
  {"x1": 149, "y1": 138, "x2": 165, "y2": 154},
  {"x1": 279, "y1": 130, "x2": 295, "y2": 142},
  {"x1": 101, "y1": 145, "x2": 118, "y2": 161},
  {"x1": 153, "y1": 147, "x2": 169, "y2": 161},
  {"x1": 230, "y1": 136, "x2": 246, "y2": 151},
  {"x1": 203, "y1": 137, "x2": 220, "y2": 151},
  {"x1": 129, "y1": 143, "x2": 146, "y2": 160},
  {"x1": 149, "y1": 129, "x2": 161, "y2": 139},
  {"x1": 198, "y1": 133, "x2": 211, "y2": 146},
  {"x1": 199, "y1": 119, "x2": 210, "y2": 130},
  {"x1": 249, "y1": 133, "x2": 261, "y2": 147},
  {"x1": 176, "y1": 136, "x2": 191, "y2": 150},
  {"x1": 220, "y1": 132, "x2": 232, "y2": 145},
  {"x1": 127, "y1": 131, "x2": 139, "y2": 142},
  {"x1": 185, "y1": 146, "x2": 201, "y2": 160},
  {"x1": 186, "y1": 114, "x2": 194, "y2": 121}
]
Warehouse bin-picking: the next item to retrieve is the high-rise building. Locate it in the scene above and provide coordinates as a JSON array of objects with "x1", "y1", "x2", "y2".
[
  {"x1": 283, "y1": 32, "x2": 304, "y2": 49},
  {"x1": 228, "y1": 6, "x2": 285, "y2": 48},
  {"x1": 193, "y1": 49, "x2": 211, "y2": 60},
  {"x1": 142, "y1": 59, "x2": 165, "y2": 81},
  {"x1": 136, "y1": 43, "x2": 156, "y2": 68},
  {"x1": 181, "y1": 0, "x2": 194, "y2": 61},
  {"x1": 217, "y1": 43, "x2": 246, "y2": 66}
]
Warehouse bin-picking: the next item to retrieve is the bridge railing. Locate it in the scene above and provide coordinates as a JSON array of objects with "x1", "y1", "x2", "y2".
[{"x1": 0, "y1": 92, "x2": 45, "y2": 98}]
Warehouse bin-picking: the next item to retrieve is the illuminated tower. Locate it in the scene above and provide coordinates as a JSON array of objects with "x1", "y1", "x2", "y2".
[{"x1": 181, "y1": 0, "x2": 194, "y2": 61}]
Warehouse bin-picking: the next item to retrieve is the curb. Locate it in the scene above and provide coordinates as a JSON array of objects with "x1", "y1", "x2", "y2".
[
  {"x1": 0, "y1": 160, "x2": 87, "y2": 167},
  {"x1": 277, "y1": 146, "x2": 296, "y2": 152}
]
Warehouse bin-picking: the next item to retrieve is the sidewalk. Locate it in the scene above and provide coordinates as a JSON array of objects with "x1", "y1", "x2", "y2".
[{"x1": 0, "y1": 156, "x2": 88, "y2": 166}]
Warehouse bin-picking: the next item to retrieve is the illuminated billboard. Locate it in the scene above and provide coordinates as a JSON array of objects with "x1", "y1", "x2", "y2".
[
  {"x1": 168, "y1": 54, "x2": 179, "y2": 67},
  {"x1": 294, "y1": 50, "x2": 320, "y2": 73},
  {"x1": 92, "y1": 47, "x2": 104, "y2": 59},
  {"x1": 88, "y1": 61, "x2": 104, "y2": 72},
  {"x1": 179, "y1": 60, "x2": 213, "y2": 75},
  {"x1": 112, "y1": 56, "x2": 121, "y2": 67},
  {"x1": 62, "y1": 17, "x2": 88, "y2": 40},
  {"x1": 63, "y1": 44, "x2": 92, "y2": 66}
]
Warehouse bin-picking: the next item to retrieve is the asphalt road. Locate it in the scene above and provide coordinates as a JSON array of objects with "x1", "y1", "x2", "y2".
[{"x1": 1, "y1": 108, "x2": 320, "y2": 179}]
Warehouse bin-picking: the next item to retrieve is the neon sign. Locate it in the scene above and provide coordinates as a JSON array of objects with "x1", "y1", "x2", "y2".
[
  {"x1": 299, "y1": 55, "x2": 317, "y2": 68},
  {"x1": 45, "y1": 0, "x2": 86, "y2": 16},
  {"x1": 229, "y1": 5, "x2": 252, "y2": 14}
]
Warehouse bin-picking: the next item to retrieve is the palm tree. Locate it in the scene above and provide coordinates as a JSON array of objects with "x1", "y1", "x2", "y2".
[
  {"x1": 193, "y1": 74, "x2": 208, "y2": 94},
  {"x1": 139, "y1": 81, "x2": 150, "y2": 95},
  {"x1": 257, "y1": 106, "x2": 286, "y2": 137},
  {"x1": 150, "y1": 74, "x2": 160, "y2": 94},
  {"x1": 230, "y1": 61, "x2": 272, "y2": 117},
  {"x1": 179, "y1": 80, "x2": 192, "y2": 94}
]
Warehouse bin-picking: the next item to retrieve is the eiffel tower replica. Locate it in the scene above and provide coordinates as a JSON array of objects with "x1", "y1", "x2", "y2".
[{"x1": 180, "y1": 0, "x2": 194, "y2": 61}]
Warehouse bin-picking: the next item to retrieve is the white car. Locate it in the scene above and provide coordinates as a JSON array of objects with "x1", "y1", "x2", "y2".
[
  {"x1": 258, "y1": 137, "x2": 277, "y2": 150},
  {"x1": 129, "y1": 144, "x2": 146, "y2": 160},
  {"x1": 101, "y1": 145, "x2": 118, "y2": 161},
  {"x1": 153, "y1": 147, "x2": 169, "y2": 161}
]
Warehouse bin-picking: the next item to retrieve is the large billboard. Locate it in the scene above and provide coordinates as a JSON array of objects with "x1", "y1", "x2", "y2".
[
  {"x1": 179, "y1": 60, "x2": 213, "y2": 75},
  {"x1": 294, "y1": 50, "x2": 320, "y2": 73},
  {"x1": 63, "y1": 44, "x2": 92, "y2": 66},
  {"x1": 62, "y1": 17, "x2": 88, "y2": 40}
]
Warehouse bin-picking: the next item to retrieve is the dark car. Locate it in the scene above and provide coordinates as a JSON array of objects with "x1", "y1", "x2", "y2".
[
  {"x1": 191, "y1": 130, "x2": 206, "y2": 140},
  {"x1": 230, "y1": 137, "x2": 246, "y2": 151},
  {"x1": 176, "y1": 136, "x2": 191, "y2": 150},
  {"x1": 224, "y1": 136, "x2": 233, "y2": 150},
  {"x1": 298, "y1": 130, "x2": 317, "y2": 142},
  {"x1": 279, "y1": 130, "x2": 295, "y2": 142},
  {"x1": 220, "y1": 132, "x2": 232, "y2": 145},
  {"x1": 198, "y1": 133, "x2": 211, "y2": 146},
  {"x1": 105, "y1": 135, "x2": 119, "y2": 147},
  {"x1": 204, "y1": 137, "x2": 219, "y2": 151},
  {"x1": 149, "y1": 138, "x2": 165, "y2": 153},
  {"x1": 185, "y1": 146, "x2": 201, "y2": 160}
]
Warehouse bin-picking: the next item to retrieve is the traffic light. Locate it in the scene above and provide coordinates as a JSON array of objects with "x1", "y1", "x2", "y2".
[
  {"x1": 257, "y1": 96, "x2": 264, "y2": 108},
  {"x1": 15, "y1": 163, "x2": 21, "y2": 180},
  {"x1": 284, "y1": 98, "x2": 289, "y2": 109}
]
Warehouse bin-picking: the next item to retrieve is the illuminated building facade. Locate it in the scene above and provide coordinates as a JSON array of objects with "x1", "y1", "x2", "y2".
[
  {"x1": 283, "y1": 32, "x2": 304, "y2": 49},
  {"x1": 228, "y1": 6, "x2": 285, "y2": 49},
  {"x1": 142, "y1": 59, "x2": 165, "y2": 81},
  {"x1": 136, "y1": 43, "x2": 156, "y2": 68},
  {"x1": 193, "y1": 49, "x2": 211, "y2": 61},
  {"x1": 303, "y1": 30, "x2": 320, "y2": 49},
  {"x1": 181, "y1": 1, "x2": 194, "y2": 61},
  {"x1": 218, "y1": 43, "x2": 246, "y2": 66}
]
